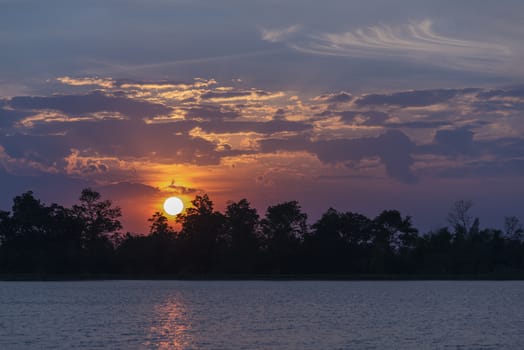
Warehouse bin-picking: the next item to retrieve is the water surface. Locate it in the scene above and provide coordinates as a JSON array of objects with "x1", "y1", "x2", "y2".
[{"x1": 1, "y1": 281, "x2": 524, "y2": 349}]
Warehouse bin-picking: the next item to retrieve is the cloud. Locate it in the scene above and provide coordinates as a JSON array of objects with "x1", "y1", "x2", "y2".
[
  {"x1": 337, "y1": 111, "x2": 389, "y2": 125},
  {"x1": 184, "y1": 105, "x2": 240, "y2": 121},
  {"x1": 478, "y1": 87, "x2": 524, "y2": 99},
  {"x1": 9, "y1": 91, "x2": 172, "y2": 119},
  {"x1": 388, "y1": 120, "x2": 450, "y2": 129},
  {"x1": 0, "y1": 167, "x2": 91, "y2": 212},
  {"x1": 200, "y1": 91, "x2": 253, "y2": 100},
  {"x1": 0, "y1": 106, "x2": 31, "y2": 128},
  {"x1": 57, "y1": 76, "x2": 115, "y2": 89},
  {"x1": 195, "y1": 119, "x2": 311, "y2": 134},
  {"x1": 290, "y1": 19, "x2": 511, "y2": 72},
  {"x1": 260, "y1": 25, "x2": 301, "y2": 43},
  {"x1": 261, "y1": 130, "x2": 417, "y2": 183},
  {"x1": 0, "y1": 118, "x2": 233, "y2": 171},
  {"x1": 200, "y1": 89, "x2": 284, "y2": 102},
  {"x1": 313, "y1": 91, "x2": 353, "y2": 104},
  {"x1": 117, "y1": 77, "x2": 217, "y2": 90},
  {"x1": 416, "y1": 130, "x2": 524, "y2": 178},
  {"x1": 355, "y1": 88, "x2": 477, "y2": 107},
  {"x1": 164, "y1": 179, "x2": 200, "y2": 195},
  {"x1": 3, "y1": 79, "x2": 524, "y2": 188},
  {"x1": 433, "y1": 128, "x2": 475, "y2": 155}
]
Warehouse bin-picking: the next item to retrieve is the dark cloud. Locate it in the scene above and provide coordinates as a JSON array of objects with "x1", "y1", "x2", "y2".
[
  {"x1": 355, "y1": 88, "x2": 479, "y2": 107},
  {"x1": 478, "y1": 137, "x2": 524, "y2": 159},
  {"x1": 9, "y1": 91, "x2": 172, "y2": 119},
  {"x1": 197, "y1": 119, "x2": 311, "y2": 134},
  {"x1": 2, "y1": 84, "x2": 524, "y2": 196},
  {"x1": 325, "y1": 91, "x2": 353, "y2": 103},
  {"x1": 412, "y1": 128, "x2": 476, "y2": 159},
  {"x1": 200, "y1": 91, "x2": 252, "y2": 100},
  {"x1": 184, "y1": 105, "x2": 240, "y2": 120},
  {"x1": 1, "y1": 132, "x2": 71, "y2": 167},
  {"x1": 0, "y1": 107, "x2": 31, "y2": 128},
  {"x1": 165, "y1": 180, "x2": 200, "y2": 195},
  {"x1": 273, "y1": 108, "x2": 286, "y2": 119},
  {"x1": 388, "y1": 120, "x2": 450, "y2": 129},
  {"x1": 478, "y1": 87, "x2": 524, "y2": 99},
  {"x1": 334, "y1": 111, "x2": 357, "y2": 121},
  {"x1": 318, "y1": 91, "x2": 353, "y2": 103},
  {"x1": 0, "y1": 168, "x2": 91, "y2": 212},
  {"x1": 472, "y1": 99, "x2": 524, "y2": 113},
  {"x1": 262, "y1": 130, "x2": 417, "y2": 183},
  {"x1": 315, "y1": 130, "x2": 417, "y2": 183},
  {"x1": 260, "y1": 135, "x2": 311, "y2": 154},
  {"x1": 314, "y1": 109, "x2": 335, "y2": 117},
  {"x1": 416, "y1": 130, "x2": 524, "y2": 178},
  {"x1": 1, "y1": 119, "x2": 229, "y2": 167},
  {"x1": 415, "y1": 128, "x2": 476, "y2": 159},
  {"x1": 337, "y1": 111, "x2": 389, "y2": 125},
  {"x1": 434, "y1": 128, "x2": 474, "y2": 154}
]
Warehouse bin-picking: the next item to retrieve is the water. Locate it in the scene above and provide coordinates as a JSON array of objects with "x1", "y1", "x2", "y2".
[{"x1": 1, "y1": 281, "x2": 524, "y2": 349}]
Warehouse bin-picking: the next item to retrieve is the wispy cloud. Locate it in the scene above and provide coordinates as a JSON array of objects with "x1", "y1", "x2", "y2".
[
  {"x1": 290, "y1": 19, "x2": 511, "y2": 72},
  {"x1": 260, "y1": 25, "x2": 301, "y2": 43},
  {"x1": 57, "y1": 76, "x2": 115, "y2": 89}
]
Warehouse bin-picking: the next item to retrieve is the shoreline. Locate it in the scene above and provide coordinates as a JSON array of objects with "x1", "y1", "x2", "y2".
[{"x1": 2, "y1": 272, "x2": 524, "y2": 281}]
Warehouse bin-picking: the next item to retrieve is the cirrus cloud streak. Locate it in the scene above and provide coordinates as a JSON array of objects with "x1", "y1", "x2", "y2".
[{"x1": 287, "y1": 19, "x2": 512, "y2": 72}]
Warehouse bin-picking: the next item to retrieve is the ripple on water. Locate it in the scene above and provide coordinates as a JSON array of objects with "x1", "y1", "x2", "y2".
[{"x1": 1, "y1": 280, "x2": 524, "y2": 349}]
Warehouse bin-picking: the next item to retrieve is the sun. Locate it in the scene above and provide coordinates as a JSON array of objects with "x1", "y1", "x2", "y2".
[{"x1": 163, "y1": 196, "x2": 184, "y2": 216}]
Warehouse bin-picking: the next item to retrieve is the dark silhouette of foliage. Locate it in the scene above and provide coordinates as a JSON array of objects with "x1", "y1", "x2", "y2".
[
  {"x1": 1, "y1": 191, "x2": 524, "y2": 277},
  {"x1": 505, "y1": 216, "x2": 523, "y2": 241},
  {"x1": 304, "y1": 208, "x2": 353, "y2": 273},
  {"x1": 261, "y1": 201, "x2": 307, "y2": 273},
  {"x1": 220, "y1": 199, "x2": 261, "y2": 272},
  {"x1": 148, "y1": 211, "x2": 175, "y2": 236},
  {"x1": 175, "y1": 194, "x2": 226, "y2": 272},
  {"x1": 448, "y1": 199, "x2": 475, "y2": 235},
  {"x1": 73, "y1": 188, "x2": 122, "y2": 245},
  {"x1": 0, "y1": 189, "x2": 121, "y2": 273},
  {"x1": 71, "y1": 188, "x2": 122, "y2": 272},
  {"x1": 116, "y1": 212, "x2": 177, "y2": 274}
]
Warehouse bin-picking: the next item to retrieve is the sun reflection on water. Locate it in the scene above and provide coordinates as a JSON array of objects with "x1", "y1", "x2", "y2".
[{"x1": 143, "y1": 296, "x2": 194, "y2": 349}]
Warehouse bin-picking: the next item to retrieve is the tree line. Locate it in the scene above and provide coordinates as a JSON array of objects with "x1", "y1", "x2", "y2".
[{"x1": 1, "y1": 189, "x2": 523, "y2": 276}]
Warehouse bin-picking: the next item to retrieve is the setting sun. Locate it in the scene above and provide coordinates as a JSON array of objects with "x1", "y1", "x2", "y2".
[{"x1": 163, "y1": 196, "x2": 184, "y2": 216}]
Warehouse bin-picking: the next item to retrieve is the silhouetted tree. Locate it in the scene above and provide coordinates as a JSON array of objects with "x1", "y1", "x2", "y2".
[
  {"x1": 221, "y1": 199, "x2": 261, "y2": 272},
  {"x1": 0, "y1": 192, "x2": 84, "y2": 272},
  {"x1": 414, "y1": 228, "x2": 454, "y2": 274},
  {"x1": 1, "y1": 189, "x2": 524, "y2": 277},
  {"x1": 504, "y1": 216, "x2": 523, "y2": 241},
  {"x1": 148, "y1": 211, "x2": 175, "y2": 236},
  {"x1": 116, "y1": 212, "x2": 177, "y2": 274},
  {"x1": 73, "y1": 188, "x2": 122, "y2": 245},
  {"x1": 370, "y1": 210, "x2": 418, "y2": 273},
  {"x1": 176, "y1": 194, "x2": 225, "y2": 272},
  {"x1": 305, "y1": 208, "x2": 349, "y2": 273},
  {"x1": 0, "y1": 192, "x2": 53, "y2": 272},
  {"x1": 448, "y1": 200, "x2": 474, "y2": 236},
  {"x1": 373, "y1": 210, "x2": 418, "y2": 250},
  {"x1": 261, "y1": 201, "x2": 307, "y2": 273},
  {"x1": 70, "y1": 188, "x2": 122, "y2": 272}
]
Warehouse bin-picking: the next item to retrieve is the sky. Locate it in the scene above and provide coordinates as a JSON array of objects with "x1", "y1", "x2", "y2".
[{"x1": 1, "y1": 0, "x2": 523, "y2": 233}]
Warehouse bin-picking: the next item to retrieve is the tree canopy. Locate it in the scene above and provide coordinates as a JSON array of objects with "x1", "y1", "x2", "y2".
[{"x1": 0, "y1": 190, "x2": 523, "y2": 277}]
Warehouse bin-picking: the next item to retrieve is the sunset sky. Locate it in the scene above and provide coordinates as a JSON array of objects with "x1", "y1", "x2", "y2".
[{"x1": 1, "y1": 0, "x2": 523, "y2": 233}]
